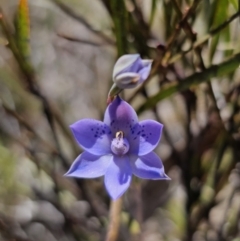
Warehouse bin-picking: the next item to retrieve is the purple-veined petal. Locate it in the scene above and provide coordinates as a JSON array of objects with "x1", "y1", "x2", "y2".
[
  {"x1": 130, "y1": 152, "x2": 170, "y2": 180},
  {"x1": 104, "y1": 155, "x2": 132, "y2": 199},
  {"x1": 70, "y1": 119, "x2": 112, "y2": 156},
  {"x1": 114, "y1": 72, "x2": 140, "y2": 89},
  {"x1": 129, "y1": 120, "x2": 163, "y2": 156},
  {"x1": 104, "y1": 96, "x2": 138, "y2": 137},
  {"x1": 113, "y1": 54, "x2": 141, "y2": 79},
  {"x1": 65, "y1": 152, "x2": 112, "y2": 178},
  {"x1": 138, "y1": 61, "x2": 152, "y2": 83}
]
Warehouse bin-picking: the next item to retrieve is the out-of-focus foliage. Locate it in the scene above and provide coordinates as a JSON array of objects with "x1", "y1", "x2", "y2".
[
  {"x1": 15, "y1": 0, "x2": 31, "y2": 60},
  {"x1": 0, "y1": 0, "x2": 239, "y2": 241}
]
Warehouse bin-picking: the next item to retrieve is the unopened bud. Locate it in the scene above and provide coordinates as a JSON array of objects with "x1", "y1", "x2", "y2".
[{"x1": 112, "y1": 54, "x2": 152, "y2": 89}]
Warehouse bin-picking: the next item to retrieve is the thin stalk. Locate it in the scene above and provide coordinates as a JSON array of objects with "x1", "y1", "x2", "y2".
[{"x1": 105, "y1": 198, "x2": 123, "y2": 241}]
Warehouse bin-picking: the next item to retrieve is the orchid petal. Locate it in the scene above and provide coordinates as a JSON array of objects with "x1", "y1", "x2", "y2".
[
  {"x1": 130, "y1": 152, "x2": 170, "y2": 179},
  {"x1": 70, "y1": 119, "x2": 112, "y2": 156},
  {"x1": 113, "y1": 54, "x2": 141, "y2": 79},
  {"x1": 138, "y1": 61, "x2": 152, "y2": 83},
  {"x1": 104, "y1": 96, "x2": 138, "y2": 137},
  {"x1": 65, "y1": 152, "x2": 112, "y2": 178},
  {"x1": 104, "y1": 155, "x2": 132, "y2": 199},
  {"x1": 114, "y1": 72, "x2": 140, "y2": 89},
  {"x1": 130, "y1": 120, "x2": 163, "y2": 156}
]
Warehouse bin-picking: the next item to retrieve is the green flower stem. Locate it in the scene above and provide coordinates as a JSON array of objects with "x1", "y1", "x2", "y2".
[
  {"x1": 105, "y1": 197, "x2": 123, "y2": 241},
  {"x1": 107, "y1": 83, "x2": 122, "y2": 104},
  {"x1": 137, "y1": 52, "x2": 240, "y2": 114}
]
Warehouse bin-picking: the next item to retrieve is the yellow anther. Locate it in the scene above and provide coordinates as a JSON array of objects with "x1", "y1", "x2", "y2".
[{"x1": 116, "y1": 131, "x2": 123, "y2": 139}]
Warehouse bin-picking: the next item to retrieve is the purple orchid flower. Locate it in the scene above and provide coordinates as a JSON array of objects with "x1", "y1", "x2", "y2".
[
  {"x1": 113, "y1": 54, "x2": 152, "y2": 89},
  {"x1": 65, "y1": 96, "x2": 169, "y2": 200}
]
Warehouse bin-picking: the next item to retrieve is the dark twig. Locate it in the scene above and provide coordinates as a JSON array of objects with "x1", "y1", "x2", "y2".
[
  {"x1": 161, "y1": 0, "x2": 201, "y2": 65},
  {"x1": 57, "y1": 33, "x2": 108, "y2": 46},
  {"x1": 127, "y1": 0, "x2": 202, "y2": 104},
  {"x1": 169, "y1": 11, "x2": 240, "y2": 64},
  {"x1": 169, "y1": 2, "x2": 238, "y2": 239},
  {"x1": 51, "y1": 0, "x2": 115, "y2": 46}
]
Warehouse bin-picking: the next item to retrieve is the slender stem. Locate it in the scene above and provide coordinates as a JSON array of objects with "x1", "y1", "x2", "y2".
[
  {"x1": 107, "y1": 83, "x2": 122, "y2": 104},
  {"x1": 105, "y1": 198, "x2": 123, "y2": 241}
]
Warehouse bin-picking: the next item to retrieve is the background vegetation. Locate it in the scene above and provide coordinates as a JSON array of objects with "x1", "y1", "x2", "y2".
[{"x1": 0, "y1": 0, "x2": 239, "y2": 240}]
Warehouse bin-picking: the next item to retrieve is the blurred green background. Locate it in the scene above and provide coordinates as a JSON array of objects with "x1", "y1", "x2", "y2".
[{"x1": 0, "y1": 0, "x2": 240, "y2": 240}]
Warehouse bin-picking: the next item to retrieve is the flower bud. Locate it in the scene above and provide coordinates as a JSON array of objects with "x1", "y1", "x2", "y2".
[{"x1": 112, "y1": 54, "x2": 152, "y2": 89}]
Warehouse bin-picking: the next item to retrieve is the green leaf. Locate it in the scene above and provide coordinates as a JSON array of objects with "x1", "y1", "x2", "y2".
[
  {"x1": 208, "y1": 0, "x2": 229, "y2": 61},
  {"x1": 222, "y1": 24, "x2": 233, "y2": 58},
  {"x1": 163, "y1": 0, "x2": 174, "y2": 39},
  {"x1": 111, "y1": 0, "x2": 128, "y2": 56},
  {"x1": 15, "y1": 0, "x2": 31, "y2": 61},
  {"x1": 229, "y1": 0, "x2": 238, "y2": 10},
  {"x1": 209, "y1": 34, "x2": 220, "y2": 62},
  {"x1": 209, "y1": 0, "x2": 229, "y2": 29},
  {"x1": 149, "y1": 0, "x2": 157, "y2": 27}
]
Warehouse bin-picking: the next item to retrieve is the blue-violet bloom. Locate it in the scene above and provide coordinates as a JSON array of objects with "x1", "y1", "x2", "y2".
[
  {"x1": 113, "y1": 54, "x2": 152, "y2": 89},
  {"x1": 65, "y1": 96, "x2": 169, "y2": 199}
]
